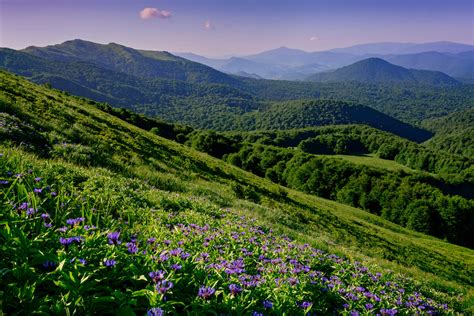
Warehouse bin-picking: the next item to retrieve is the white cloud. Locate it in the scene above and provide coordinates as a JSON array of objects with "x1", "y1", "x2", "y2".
[
  {"x1": 139, "y1": 8, "x2": 172, "y2": 20},
  {"x1": 310, "y1": 36, "x2": 320, "y2": 41},
  {"x1": 204, "y1": 20, "x2": 216, "y2": 30}
]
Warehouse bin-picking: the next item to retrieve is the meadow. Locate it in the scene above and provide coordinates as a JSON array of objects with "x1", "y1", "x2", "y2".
[{"x1": 1, "y1": 71, "x2": 473, "y2": 314}]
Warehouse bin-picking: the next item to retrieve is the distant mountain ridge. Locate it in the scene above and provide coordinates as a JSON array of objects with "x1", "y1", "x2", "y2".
[
  {"x1": 306, "y1": 58, "x2": 460, "y2": 85},
  {"x1": 2, "y1": 39, "x2": 472, "y2": 143},
  {"x1": 23, "y1": 39, "x2": 239, "y2": 85},
  {"x1": 175, "y1": 41, "x2": 474, "y2": 80}
]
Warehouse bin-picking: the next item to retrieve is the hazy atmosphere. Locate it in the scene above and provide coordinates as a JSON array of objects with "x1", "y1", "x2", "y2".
[{"x1": 1, "y1": 0, "x2": 473, "y2": 55}]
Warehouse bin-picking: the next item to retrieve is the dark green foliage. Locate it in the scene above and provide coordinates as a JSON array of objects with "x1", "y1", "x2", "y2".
[
  {"x1": 225, "y1": 125, "x2": 472, "y2": 178},
  {"x1": 1, "y1": 42, "x2": 473, "y2": 135},
  {"x1": 422, "y1": 108, "x2": 474, "y2": 157}
]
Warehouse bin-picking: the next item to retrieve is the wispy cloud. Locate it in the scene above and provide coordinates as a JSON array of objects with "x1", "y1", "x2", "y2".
[
  {"x1": 310, "y1": 36, "x2": 320, "y2": 41},
  {"x1": 204, "y1": 20, "x2": 216, "y2": 30},
  {"x1": 139, "y1": 8, "x2": 172, "y2": 20}
]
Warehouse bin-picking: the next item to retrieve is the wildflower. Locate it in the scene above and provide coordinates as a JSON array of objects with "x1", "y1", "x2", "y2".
[
  {"x1": 198, "y1": 286, "x2": 215, "y2": 299},
  {"x1": 107, "y1": 231, "x2": 121, "y2": 245},
  {"x1": 147, "y1": 307, "x2": 164, "y2": 316},
  {"x1": 229, "y1": 284, "x2": 242, "y2": 296},
  {"x1": 34, "y1": 188, "x2": 43, "y2": 194},
  {"x1": 156, "y1": 280, "x2": 173, "y2": 294},
  {"x1": 26, "y1": 208, "x2": 37, "y2": 216},
  {"x1": 171, "y1": 264, "x2": 182, "y2": 271},
  {"x1": 300, "y1": 301, "x2": 313, "y2": 309},
  {"x1": 104, "y1": 259, "x2": 116, "y2": 267},
  {"x1": 0, "y1": 180, "x2": 8, "y2": 185},
  {"x1": 263, "y1": 300, "x2": 273, "y2": 309},
  {"x1": 149, "y1": 270, "x2": 166, "y2": 283},
  {"x1": 365, "y1": 303, "x2": 374, "y2": 310},
  {"x1": 66, "y1": 217, "x2": 85, "y2": 226},
  {"x1": 58, "y1": 226, "x2": 68, "y2": 233},
  {"x1": 34, "y1": 177, "x2": 42, "y2": 182},
  {"x1": 127, "y1": 242, "x2": 138, "y2": 254}
]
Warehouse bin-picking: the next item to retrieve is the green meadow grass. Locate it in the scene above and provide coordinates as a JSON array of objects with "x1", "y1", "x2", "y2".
[
  {"x1": 1, "y1": 70, "x2": 473, "y2": 312},
  {"x1": 317, "y1": 154, "x2": 416, "y2": 173}
]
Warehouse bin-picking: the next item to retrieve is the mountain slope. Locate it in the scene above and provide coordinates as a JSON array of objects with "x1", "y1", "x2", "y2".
[
  {"x1": 387, "y1": 52, "x2": 474, "y2": 79},
  {"x1": 1, "y1": 41, "x2": 472, "y2": 133},
  {"x1": 23, "y1": 39, "x2": 239, "y2": 85},
  {"x1": 240, "y1": 99, "x2": 432, "y2": 142},
  {"x1": 306, "y1": 58, "x2": 460, "y2": 85},
  {"x1": 422, "y1": 108, "x2": 474, "y2": 157},
  {"x1": 1, "y1": 70, "x2": 473, "y2": 309}
]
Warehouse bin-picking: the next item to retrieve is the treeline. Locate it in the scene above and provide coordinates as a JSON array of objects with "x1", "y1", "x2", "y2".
[
  {"x1": 422, "y1": 109, "x2": 474, "y2": 157},
  {"x1": 182, "y1": 127, "x2": 474, "y2": 248},
  {"x1": 224, "y1": 144, "x2": 473, "y2": 247},
  {"x1": 224, "y1": 125, "x2": 473, "y2": 179}
]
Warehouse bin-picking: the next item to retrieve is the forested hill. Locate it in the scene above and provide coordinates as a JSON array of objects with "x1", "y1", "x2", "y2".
[
  {"x1": 23, "y1": 39, "x2": 239, "y2": 85},
  {"x1": 306, "y1": 58, "x2": 461, "y2": 86},
  {"x1": 1, "y1": 40, "x2": 473, "y2": 132},
  {"x1": 237, "y1": 100, "x2": 432, "y2": 142},
  {"x1": 422, "y1": 108, "x2": 474, "y2": 157}
]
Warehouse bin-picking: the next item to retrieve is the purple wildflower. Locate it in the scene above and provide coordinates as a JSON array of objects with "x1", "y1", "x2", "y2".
[
  {"x1": 156, "y1": 280, "x2": 173, "y2": 294},
  {"x1": 149, "y1": 270, "x2": 166, "y2": 283},
  {"x1": 171, "y1": 264, "x2": 182, "y2": 271},
  {"x1": 107, "y1": 231, "x2": 121, "y2": 245},
  {"x1": 229, "y1": 284, "x2": 242, "y2": 295},
  {"x1": 263, "y1": 300, "x2": 273, "y2": 309},
  {"x1": 104, "y1": 259, "x2": 116, "y2": 267},
  {"x1": 300, "y1": 301, "x2": 313, "y2": 309},
  {"x1": 126, "y1": 242, "x2": 138, "y2": 254},
  {"x1": 147, "y1": 308, "x2": 164, "y2": 316},
  {"x1": 198, "y1": 286, "x2": 215, "y2": 299}
]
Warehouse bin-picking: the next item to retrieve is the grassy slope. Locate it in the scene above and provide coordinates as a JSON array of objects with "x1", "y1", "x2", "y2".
[
  {"x1": 1, "y1": 71, "x2": 473, "y2": 306},
  {"x1": 318, "y1": 154, "x2": 416, "y2": 173}
]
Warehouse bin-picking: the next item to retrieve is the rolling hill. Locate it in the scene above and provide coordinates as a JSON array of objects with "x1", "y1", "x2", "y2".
[
  {"x1": 23, "y1": 39, "x2": 239, "y2": 85},
  {"x1": 306, "y1": 58, "x2": 460, "y2": 85},
  {"x1": 1, "y1": 40, "x2": 473, "y2": 135},
  {"x1": 422, "y1": 108, "x2": 474, "y2": 157},
  {"x1": 0, "y1": 69, "x2": 473, "y2": 314}
]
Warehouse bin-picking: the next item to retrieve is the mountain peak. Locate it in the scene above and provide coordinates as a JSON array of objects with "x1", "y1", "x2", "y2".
[{"x1": 307, "y1": 57, "x2": 460, "y2": 85}]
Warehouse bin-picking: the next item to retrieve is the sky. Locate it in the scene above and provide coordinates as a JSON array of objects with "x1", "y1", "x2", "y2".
[{"x1": 1, "y1": 0, "x2": 473, "y2": 56}]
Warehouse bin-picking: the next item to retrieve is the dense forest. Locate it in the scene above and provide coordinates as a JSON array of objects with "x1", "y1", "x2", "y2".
[
  {"x1": 1, "y1": 40, "x2": 474, "y2": 132},
  {"x1": 422, "y1": 108, "x2": 474, "y2": 157}
]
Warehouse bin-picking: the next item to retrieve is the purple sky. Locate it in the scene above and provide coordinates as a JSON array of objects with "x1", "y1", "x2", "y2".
[{"x1": 1, "y1": 0, "x2": 473, "y2": 56}]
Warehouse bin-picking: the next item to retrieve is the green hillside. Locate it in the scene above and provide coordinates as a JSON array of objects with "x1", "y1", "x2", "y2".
[
  {"x1": 1, "y1": 71, "x2": 473, "y2": 313},
  {"x1": 184, "y1": 125, "x2": 473, "y2": 248},
  {"x1": 422, "y1": 108, "x2": 474, "y2": 157}
]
